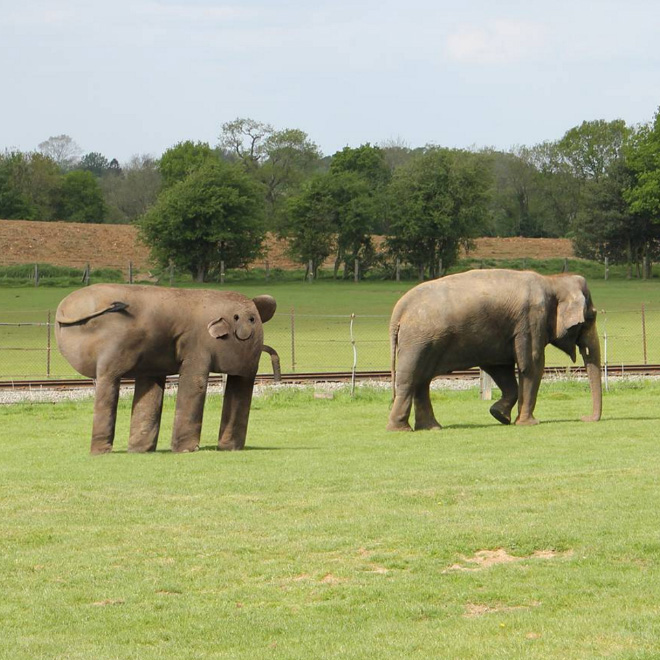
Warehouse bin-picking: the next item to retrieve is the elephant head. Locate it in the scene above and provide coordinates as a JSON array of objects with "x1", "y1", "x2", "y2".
[
  {"x1": 550, "y1": 274, "x2": 602, "y2": 422},
  {"x1": 207, "y1": 295, "x2": 276, "y2": 341}
]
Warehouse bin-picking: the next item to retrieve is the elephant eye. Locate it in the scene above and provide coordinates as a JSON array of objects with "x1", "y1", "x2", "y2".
[
  {"x1": 233, "y1": 314, "x2": 239, "y2": 321},
  {"x1": 249, "y1": 316, "x2": 255, "y2": 323}
]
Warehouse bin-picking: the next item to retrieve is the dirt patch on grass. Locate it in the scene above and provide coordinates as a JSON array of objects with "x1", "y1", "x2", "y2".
[
  {"x1": 0, "y1": 219, "x2": 574, "y2": 272},
  {"x1": 445, "y1": 548, "x2": 574, "y2": 572},
  {"x1": 464, "y1": 601, "x2": 541, "y2": 618}
]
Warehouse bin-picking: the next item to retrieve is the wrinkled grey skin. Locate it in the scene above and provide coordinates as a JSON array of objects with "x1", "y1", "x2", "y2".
[
  {"x1": 56, "y1": 284, "x2": 277, "y2": 454},
  {"x1": 387, "y1": 269, "x2": 602, "y2": 431}
]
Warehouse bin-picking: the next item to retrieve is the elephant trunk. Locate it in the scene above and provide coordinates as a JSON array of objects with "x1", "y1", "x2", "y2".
[{"x1": 578, "y1": 322, "x2": 602, "y2": 422}]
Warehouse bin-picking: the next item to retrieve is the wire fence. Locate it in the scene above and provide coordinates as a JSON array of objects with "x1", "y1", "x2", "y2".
[{"x1": 0, "y1": 306, "x2": 659, "y2": 380}]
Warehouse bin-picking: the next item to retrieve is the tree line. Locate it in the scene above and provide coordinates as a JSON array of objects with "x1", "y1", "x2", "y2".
[{"x1": 1, "y1": 110, "x2": 659, "y2": 281}]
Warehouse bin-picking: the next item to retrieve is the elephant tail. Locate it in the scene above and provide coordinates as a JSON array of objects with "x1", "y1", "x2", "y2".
[
  {"x1": 390, "y1": 322, "x2": 399, "y2": 403},
  {"x1": 262, "y1": 345, "x2": 281, "y2": 383},
  {"x1": 56, "y1": 301, "x2": 128, "y2": 326}
]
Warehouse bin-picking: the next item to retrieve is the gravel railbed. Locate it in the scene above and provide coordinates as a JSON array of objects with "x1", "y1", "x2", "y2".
[{"x1": 1, "y1": 373, "x2": 657, "y2": 405}]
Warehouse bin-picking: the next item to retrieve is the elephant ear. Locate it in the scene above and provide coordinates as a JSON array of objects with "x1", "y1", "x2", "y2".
[
  {"x1": 207, "y1": 317, "x2": 230, "y2": 339},
  {"x1": 556, "y1": 292, "x2": 586, "y2": 340},
  {"x1": 252, "y1": 295, "x2": 277, "y2": 323}
]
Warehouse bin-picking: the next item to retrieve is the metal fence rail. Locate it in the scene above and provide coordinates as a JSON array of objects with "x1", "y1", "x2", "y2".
[{"x1": 0, "y1": 307, "x2": 658, "y2": 379}]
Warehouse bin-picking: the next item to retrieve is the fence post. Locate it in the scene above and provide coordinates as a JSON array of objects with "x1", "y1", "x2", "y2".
[
  {"x1": 563, "y1": 258, "x2": 568, "y2": 272},
  {"x1": 350, "y1": 313, "x2": 357, "y2": 397},
  {"x1": 46, "y1": 310, "x2": 52, "y2": 378},
  {"x1": 604, "y1": 257, "x2": 609, "y2": 280},
  {"x1": 603, "y1": 321, "x2": 609, "y2": 393},
  {"x1": 82, "y1": 263, "x2": 90, "y2": 286},
  {"x1": 34, "y1": 264, "x2": 39, "y2": 287},
  {"x1": 128, "y1": 261, "x2": 133, "y2": 284},
  {"x1": 438, "y1": 258, "x2": 443, "y2": 277},
  {"x1": 395, "y1": 258, "x2": 400, "y2": 282},
  {"x1": 169, "y1": 261, "x2": 174, "y2": 286},
  {"x1": 479, "y1": 369, "x2": 493, "y2": 400},
  {"x1": 220, "y1": 260, "x2": 225, "y2": 284},
  {"x1": 354, "y1": 259, "x2": 359, "y2": 283},
  {"x1": 290, "y1": 306, "x2": 296, "y2": 372},
  {"x1": 641, "y1": 304, "x2": 648, "y2": 365},
  {"x1": 265, "y1": 259, "x2": 270, "y2": 281},
  {"x1": 307, "y1": 260, "x2": 314, "y2": 283}
]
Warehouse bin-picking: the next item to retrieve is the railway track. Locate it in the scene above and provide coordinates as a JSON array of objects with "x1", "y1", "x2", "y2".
[{"x1": 2, "y1": 364, "x2": 660, "y2": 391}]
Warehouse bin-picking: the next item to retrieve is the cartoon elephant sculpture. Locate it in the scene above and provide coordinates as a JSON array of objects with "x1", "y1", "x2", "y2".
[
  {"x1": 55, "y1": 284, "x2": 278, "y2": 454},
  {"x1": 387, "y1": 269, "x2": 602, "y2": 431}
]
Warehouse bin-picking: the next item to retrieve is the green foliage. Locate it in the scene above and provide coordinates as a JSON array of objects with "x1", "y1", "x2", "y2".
[
  {"x1": 77, "y1": 152, "x2": 111, "y2": 178},
  {"x1": 139, "y1": 160, "x2": 266, "y2": 282},
  {"x1": 158, "y1": 141, "x2": 217, "y2": 189},
  {"x1": 0, "y1": 150, "x2": 61, "y2": 220},
  {"x1": 0, "y1": 264, "x2": 124, "y2": 287},
  {"x1": 3, "y1": 382, "x2": 660, "y2": 657},
  {"x1": 100, "y1": 155, "x2": 161, "y2": 223},
  {"x1": 55, "y1": 170, "x2": 107, "y2": 222},
  {"x1": 330, "y1": 143, "x2": 391, "y2": 190},
  {"x1": 625, "y1": 108, "x2": 660, "y2": 224},
  {"x1": 284, "y1": 174, "x2": 337, "y2": 275},
  {"x1": 386, "y1": 148, "x2": 492, "y2": 277}
]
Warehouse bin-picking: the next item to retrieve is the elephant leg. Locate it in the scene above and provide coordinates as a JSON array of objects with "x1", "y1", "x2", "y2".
[
  {"x1": 483, "y1": 365, "x2": 518, "y2": 425},
  {"x1": 218, "y1": 375, "x2": 255, "y2": 451},
  {"x1": 515, "y1": 341, "x2": 545, "y2": 426},
  {"x1": 387, "y1": 370, "x2": 414, "y2": 432},
  {"x1": 90, "y1": 373, "x2": 121, "y2": 454},
  {"x1": 128, "y1": 375, "x2": 166, "y2": 452},
  {"x1": 171, "y1": 368, "x2": 209, "y2": 453},
  {"x1": 413, "y1": 380, "x2": 441, "y2": 431}
]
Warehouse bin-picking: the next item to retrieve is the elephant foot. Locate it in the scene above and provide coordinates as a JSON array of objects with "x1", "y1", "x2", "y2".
[
  {"x1": 581, "y1": 414, "x2": 600, "y2": 423},
  {"x1": 414, "y1": 421, "x2": 442, "y2": 431},
  {"x1": 171, "y1": 438, "x2": 200, "y2": 453},
  {"x1": 127, "y1": 445, "x2": 157, "y2": 453},
  {"x1": 90, "y1": 442, "x2": 113, "y2": 455},
  {"x1": 172, "y1": 445, "x2": 200, "y2": 453},
  {"x1": 489, "y1": 404, "x2": 512, "y2": 425},
  {"x1": 514, "y1": 416, "x2": 540, "y2": 426},
  {"x1": 386, "y1": 421, "x2": 413, "y2": 432}
]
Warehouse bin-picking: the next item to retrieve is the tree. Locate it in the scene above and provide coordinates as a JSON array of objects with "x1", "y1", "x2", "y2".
[
  {"x1": 159, "y1": 141, "x2": 217, "y2": 189},
  {"x1": 623, "y1": 109, "x2": 660, "y2": 276},
  {"x1": 139, "y1": 161, "x2": 265, "y2": 282},
  {"x1": 625, "y1": 110, "x2": 660, "y2": 222},
  {"x1": 55, "y1": 170, "x2": 107, "y2": 222},
  {"x1": 0, "y1": 150, "x2": 61, "y2": 220},
  {"x1": 37, "y1": 135, "x2": 82, "y2": 171},
  {"x1": 218, "y1": 118, "x2": 274, "y2": 168},
  {"x1": 284, "y1": 174, "x2": 337, "y2": 277},
  {"x1": 0, "y1": 151, "x2": 36, "y2": 219},
  {"x1": 558, "y1": 119, "x2": 629, "y2": 183},
  {"x1": 101, "y1": 155, "x2": 161, "y2": 223},
  {"x1": 260, "y1": 128, "x2": 321, "y2": 226},
  {"x1": 78, "y1": 152, "x2": 111, "y2": 177},
  {"x1": 386, "y1": 148, "x2": 491, "y2": 279},
  {"x1": 330, "y1": 143, "x2": 391, "y2": 189}
]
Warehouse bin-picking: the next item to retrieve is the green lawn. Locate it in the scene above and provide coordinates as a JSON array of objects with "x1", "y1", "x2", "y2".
[
  {"x1": 2, "y1": 380, "x2": 660, "y2": 658},
  {"x1": 1, "y1": 275, "x2": 660, "y2": 378}
]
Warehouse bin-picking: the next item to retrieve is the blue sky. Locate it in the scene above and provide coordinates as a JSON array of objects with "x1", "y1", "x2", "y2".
[{"x1": 2, "y1": 0, "x2": 659, "y2": 163}]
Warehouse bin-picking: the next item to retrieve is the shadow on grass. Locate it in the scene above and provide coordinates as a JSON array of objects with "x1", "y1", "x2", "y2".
[{"x1": 108, "y1": 445, "x2": 314, "y2": 454}]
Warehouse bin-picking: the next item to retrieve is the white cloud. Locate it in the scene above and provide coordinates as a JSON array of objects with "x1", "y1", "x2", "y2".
[{"x1": 446, "y1": 19, "x2": 546, "y2": 65}]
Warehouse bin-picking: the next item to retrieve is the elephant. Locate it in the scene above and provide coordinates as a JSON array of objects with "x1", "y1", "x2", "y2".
[
  {"x1": 386, "y1": 269, "x2": 602, "y2": 431},
  {"x1": 55, "y1": 284, "x2": 278, "y2": 454}
]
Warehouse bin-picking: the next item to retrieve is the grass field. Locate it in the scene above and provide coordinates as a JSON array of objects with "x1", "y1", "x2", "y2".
[
  {"x1": 1, "y1": 272, "x2": 660, "y2": 378},
  {"x1": 2, "y1": 380, "x2": 660, "y2": 658}
]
